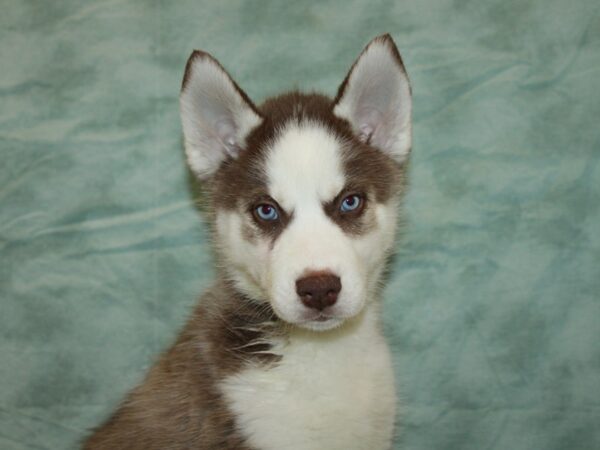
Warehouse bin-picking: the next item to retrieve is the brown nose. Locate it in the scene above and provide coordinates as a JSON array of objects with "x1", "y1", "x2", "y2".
[{"x1": 295, "y1": 273, "x2": 341, "y2": 311}]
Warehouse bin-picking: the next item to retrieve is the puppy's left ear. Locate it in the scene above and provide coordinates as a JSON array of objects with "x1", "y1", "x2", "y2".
[{"x1": 333, "y1": 34, "x2": 412, "y2": 164}]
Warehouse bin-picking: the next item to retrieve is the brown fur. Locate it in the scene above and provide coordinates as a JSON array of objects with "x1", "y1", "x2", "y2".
[{"x1": 83, "y1": 279, "x2": 280, "y2": 450}]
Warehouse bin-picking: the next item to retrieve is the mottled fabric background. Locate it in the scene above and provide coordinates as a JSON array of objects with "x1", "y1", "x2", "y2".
[{"x1": 1, "y1": 0, "x2": 599, "y2": 449}]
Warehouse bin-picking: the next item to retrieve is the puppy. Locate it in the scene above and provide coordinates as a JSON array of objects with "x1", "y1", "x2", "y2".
[{"x1": 84, "y1": 34, "x2": 412, "y2": 450}]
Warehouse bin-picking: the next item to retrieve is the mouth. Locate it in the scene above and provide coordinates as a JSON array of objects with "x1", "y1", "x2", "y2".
[
  {"x1": 314, "y1": 314, "x2": 331, "y2": 322},
  {"x1": 298, "y1": 313, "x2": 345, "y2": 331},
  {"x1": 303, "y1": 309, "x2": 336, "y2": 322}
]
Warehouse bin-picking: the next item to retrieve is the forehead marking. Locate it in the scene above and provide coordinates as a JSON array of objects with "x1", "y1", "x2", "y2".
[{"x1": 265, "y1": 122, "x2": 346, "y2": 211}]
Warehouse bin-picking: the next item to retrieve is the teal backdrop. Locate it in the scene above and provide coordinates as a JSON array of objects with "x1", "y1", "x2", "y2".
[{"x1": 1, "y1": 1, "x2": 599, "y2": 448}]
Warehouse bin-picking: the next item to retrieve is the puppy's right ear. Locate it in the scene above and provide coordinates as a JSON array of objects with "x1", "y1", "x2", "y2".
[{"x1": 180, "y1": 51, "x2": 262, "y2": 179}]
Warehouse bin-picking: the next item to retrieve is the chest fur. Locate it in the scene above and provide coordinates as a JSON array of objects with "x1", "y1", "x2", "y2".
[{"x1": 220, "y1": 309, "x2": 396, "y2": 450}]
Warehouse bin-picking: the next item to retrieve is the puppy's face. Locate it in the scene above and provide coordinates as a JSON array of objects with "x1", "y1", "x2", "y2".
[{"x1": 180, "y1": 35, "x2": 412, "y2": 330}]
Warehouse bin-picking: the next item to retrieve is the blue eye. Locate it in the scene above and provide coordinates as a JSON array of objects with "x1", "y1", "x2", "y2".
[
  {"x1": 340, "y1": 194, "x2": 363, "y2": 212},
  {"x1": 255, "y1": 204, "x2": 279, "y2": 221}
]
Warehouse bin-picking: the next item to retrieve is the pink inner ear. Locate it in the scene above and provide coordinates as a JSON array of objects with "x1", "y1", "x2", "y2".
[
  {"x1": 358, "y1": 124, "x2": 374, "y2": 143},
  {"x1": 356, "y1": 106, "x2": 382, "y2": 144},
  {"x1": 215, "y1": 119, "x2": 240, "y2": 157}
]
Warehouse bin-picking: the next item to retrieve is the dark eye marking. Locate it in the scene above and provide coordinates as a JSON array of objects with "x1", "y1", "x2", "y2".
[
  {"x1": 323, "y1": 187, "x2": 371, "y2": 235},
  {"x1": 248, "y1": 195, "x2": 291, "y2": 239},
  {"x1": 326, "y1": 188, "x2": 367, "y2": 217}
]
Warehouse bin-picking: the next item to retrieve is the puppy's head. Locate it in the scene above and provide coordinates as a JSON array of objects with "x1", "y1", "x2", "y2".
[{"x1": 180, "y1": 35, "x2": 412, "y2": 331}]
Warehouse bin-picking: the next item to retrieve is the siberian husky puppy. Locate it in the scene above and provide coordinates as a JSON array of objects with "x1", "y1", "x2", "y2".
[{"x1": 84, "y1": 34, "x2": 412, "y2": 450}]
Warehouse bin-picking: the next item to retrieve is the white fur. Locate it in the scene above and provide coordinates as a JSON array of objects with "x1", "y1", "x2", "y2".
[
  {"x1": 333, "y1": 38, "x2": 412, "y2": 163},
  {"x1": 221, "y1": 305, "x2": 396, "y2": 450},
  {"x1": 266, "y1": 122, "x2": 346, "y2": 212},
  {"x1": 180, "y1": 54, "x2": 262, "y2": 179},
  {"x1": 215, "y1": 211, "x2": 272, "y2": 301}
]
